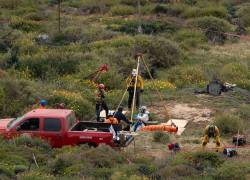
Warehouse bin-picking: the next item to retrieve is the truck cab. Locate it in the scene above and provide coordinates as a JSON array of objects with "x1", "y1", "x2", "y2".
[{"x1": 0, "y1": 109, "x2": 133, "y2": 148}]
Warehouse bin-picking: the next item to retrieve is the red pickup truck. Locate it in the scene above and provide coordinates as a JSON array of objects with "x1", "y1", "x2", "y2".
[{"x1": 0, "y1": 109, "x2": 134, "y2": 148}]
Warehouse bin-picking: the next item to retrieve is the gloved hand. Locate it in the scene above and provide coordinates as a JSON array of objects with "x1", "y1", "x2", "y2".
[{"x1": 140, "y1": 89, "x2": 144, "y2": 93}]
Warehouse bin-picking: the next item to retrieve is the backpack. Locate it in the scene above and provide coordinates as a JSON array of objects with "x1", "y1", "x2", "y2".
[
  {"x1": 223, "y1": 148, "x2": 237, "y2": 157},
  {"x1": 208, "y1": 125, "x2": 215, "y2": 137}
]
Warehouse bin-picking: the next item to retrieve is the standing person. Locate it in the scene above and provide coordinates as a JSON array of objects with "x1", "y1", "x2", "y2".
[
  {"x1": 95, "y1": 84, "x2": 109, "y2": 122},
  {"x1": 126, "y1": 69, "x2": 144, "y2": 110},
  {"x1": 39, "y1": 100, "x2": 47, "y2": 109}
]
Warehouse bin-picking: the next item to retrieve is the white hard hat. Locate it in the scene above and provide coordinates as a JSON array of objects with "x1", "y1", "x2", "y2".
[
  {"x1": 139, "y1": 106, "x2": 147, "y2": 112},
  {"x1": 131, "y1": 69, "x2": 137, "y2": 76}
]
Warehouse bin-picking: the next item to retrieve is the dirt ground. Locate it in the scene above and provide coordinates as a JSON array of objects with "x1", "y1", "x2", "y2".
[
  {"x1": 125, "y1": 100, "x2": 248, "y2": 159},
  {"x1": 148, "y1": 101, "x2": 214, "y2": 123}
]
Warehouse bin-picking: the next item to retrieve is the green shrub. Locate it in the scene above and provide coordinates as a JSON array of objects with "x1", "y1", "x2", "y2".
[
  {"x1": 236, "y1": 5, "x2": 250, "y2": 27},
  {"x1": 174, "y1": 29, "x2": 207, "y2": 49},
  {"x1": 141, "y1": 37, "x2": 182, "y2": 68},
  {"x1": 81, "y1": 25, "x2": 117, "y2": 44},
  {"x1": 70, "y1": 0, "x2": 117, "y2": 14},
  {"x1": 215, "y1": 161, "x2": 250, "y2": 180},
  {"x1": 237, "y1": 104, "x2": 250, "y2": 120},
  {"x1": 19, "y1": 50, "x2": 81, "y2": 79},
  {"x1": 0, "y1": 165, "x2": 14, "y2": 179},
  {"x1": 167, "y1": 65, "x2": 206, "y2": 88},
  {"x1": 214, "y1": 114, "x2": 244, "y2": 134},
  {"x1": 24, "y1": 11, "x2": 48, "y2": 21},
  {"x1": 92, "y1": 168, "x2": 114, "y2": 179},
  {"x1": 121, "y1": 0, "x2": 148, "y2": 6},
  {"x1": 49, "y1": 89, "x2": 94, "y2": 119},
  {"x1": 10, "y1": 16, "x2": 42, "y2": 32},
  {"x1": 184, "y1": 0, "x2": 197, "y2": 5},
  {"x1": 191, "y1": 151, "x2": 224, "y2": 170},
  {"x1": 0, "y1": 77, "x2": 45, "y2": 116},
  {"x1": 14, "y1": 165, "x2": 28, "y2": 174},
  {"x1": 52, "y1": 27, "x2": 84, "y2": 44},
  {"x1": 15, "y1": 136, "x2": 51, "y2": 150},
  {"x1": 110, "y1": 20, "x2": 176, "y2": 35},
  {"x1": 154, "y1": 4, "x2": 187, "y2": 16},
  {"x1": 183, "y1": 6, "x2": 228, "y2": 19},
  {"x1": 48, "y1": 145, "x2": 125, "y2": 177},
  {"x1": 220, "y1": 62, "x2": 250, "y2": 90},
  {"x1": 110, "y1": 5, "x2": 136, "y2": 16},
  {"x1": 0, "y1": 0, "x2": 21, "y2": 9},
  {"x1": 17, "y1": 170, "x2": 56, "y2": 180},
  {"x1": 159, "y1": 164, "x2": 198, "y2": 179},
  {"x1": 188, "y1": 16, "x2": 233, "y2": 44},
  {"x1": 153, "y1": 131, "x2": 170, "y2": 144}
]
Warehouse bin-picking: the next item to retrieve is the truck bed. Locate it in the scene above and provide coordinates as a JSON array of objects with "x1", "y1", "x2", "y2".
[{"x1": 71, "y1": 121, "x2": 122, "y2": 132}]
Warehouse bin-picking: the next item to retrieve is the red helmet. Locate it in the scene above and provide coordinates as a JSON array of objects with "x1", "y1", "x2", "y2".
[
  {"x1": 99, "y1": 64, "x2": 108, "y2": 72},
  {"x1": 98, "y1": 84, "x2": 105, "y2": 89}
]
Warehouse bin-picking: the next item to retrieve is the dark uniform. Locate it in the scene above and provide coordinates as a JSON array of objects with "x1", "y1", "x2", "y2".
[
  {"x1": 95, "y1": 88, "x2": 108, "y2": 122},
  {"x1": 126, "y1": 74, "x2": 144, "y2": 109}
]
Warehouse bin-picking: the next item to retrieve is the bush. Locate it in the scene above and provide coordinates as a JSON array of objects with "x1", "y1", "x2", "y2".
[
  {"x1": 174, "y1": 29, "x2": 207, "y2": 49},
  {"x1": 50, "y1": 89, "x2": 94, "y2": 119},
  {"x1": 153, "y1": 131, "x2": 170, "y2": 144},
  {"x1": 191, "y1": 151, "x2": 224, "y2": 170},
  {"x1": 52, "y1": 27, "x2": 84, "y2": 44},
  {"x1": 10, "y1": 16, "x2": 42, "y2": 32},
  {"x1": 188, "y1": 16, "x2": 233, "y2": 44},
  {"x1": 14, "y1": 165, "x2": 28, "y2": 174},
  {"x1": 0, "y1": 77, "x2": 45, "y2": 116},
  {"x1": 15, "y1": 136, "x2": 51, "y2": 150},
  {"x1": 237, "y1": 104, "x2": 250, "y2": 120},
  {"x1": 110, "y1": 5, "x2": 136, "y2": 16},
  {"x1": 0, "y1": 165, "x2": 14, "y2": 179},
  {"x1": 142, "y1": 37, "x2": 182, "y2": 68},
  {"x1": 167, "y1": 65, "x2": 206, "y2": 88},
  {"x1": 19, "y1": 50, "x2": 81, "y2": 79},
  {"x1": 183, "y1": 6, "x2": 228, "y2": 19},
  {"x1": 48, "y1": 145, "x2": 125, "y2": 177},
  {"x1": 154, "y1": 4, "x2": 187, "y2": 17},
  {"x1": 220, "y1": 62, "x2": 250, "y2": 90},
  {"x1": 121, "y1": 0, "x2": 148, "y2": 6},
  {"x1": 236, "y1": 5, "x2": 250, "y2": 27},
  {"x1": 214, "y1": 114, "x2": 244, "y2": 135},
  {"x1": 109, "y1": 20, "x2": 177, "y2": 35},
  {"x1": 215, "y1": 161, "x2": 250, "y2": 180},
  {"x1": 74, "y1": 0, "x2": 117, "y2": 14},
  {"x1": 17, "y1": 171, "x2": 56, "y2": 180},
  {"x1": 0, "y1": 0, "x2": 21, "y2": 9},
  {"x1": 24, "y1": 11, "x2": 48, "y2": 21}
]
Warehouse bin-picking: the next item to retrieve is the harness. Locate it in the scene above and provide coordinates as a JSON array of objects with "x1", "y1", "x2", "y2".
[{"x1": 208, "y1": 125, "x2": 215, "y2": 137}]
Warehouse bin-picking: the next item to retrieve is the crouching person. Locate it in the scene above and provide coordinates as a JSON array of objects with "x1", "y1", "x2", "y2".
[
  {"x1": 132, "y1": 106, "x2": 149, "y2": 132},
  {"x1": 202, "y1": 124, "x2": 221, "y2": 151},
  {"x1": 114, "y1": 107, "x2": 131, "y2": 131}
]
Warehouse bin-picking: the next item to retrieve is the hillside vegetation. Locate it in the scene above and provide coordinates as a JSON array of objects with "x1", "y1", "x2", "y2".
[{"x1": 0, "y1": 0, "x2": 250, "y2": 179}]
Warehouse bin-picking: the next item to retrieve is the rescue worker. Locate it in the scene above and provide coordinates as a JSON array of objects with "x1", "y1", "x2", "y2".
[
  {"x1": 202, "y1": 124, "x2": 221, "y2": 150},
  {"x1": 114, "y1": 106, "x2": 132, "y2": 131},
  {"x1": 58, "y1": 103, "x2": 65, "y2": 109},
  {"x1": 132, "y1": 106, "x2": 149, "y2": 132},
  {"x1": 39, "y1": 100, "x2": 47, "y2": 109},
  {"x1": 126, "y1": 69, "x2": 144, "y2": 110},
  {"x1": 95, "y1": 84, "x2": 109, "y2": 122}
]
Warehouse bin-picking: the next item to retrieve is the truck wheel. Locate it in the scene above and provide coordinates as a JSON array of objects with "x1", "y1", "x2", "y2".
[{"x1": 88, "y1": 142, "x2": 97, "y2": 148}]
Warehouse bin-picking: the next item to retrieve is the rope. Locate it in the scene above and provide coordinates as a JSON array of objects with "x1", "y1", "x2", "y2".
[
  {"x1": 130, "y1": 57, "x2": 141, "y2": 122},
  {"x1": 112, "y1": 86, "x2": 129, "y2": 117},
  {"x1": 141, "y1": 56, "x2": 170, "y2": 121}
]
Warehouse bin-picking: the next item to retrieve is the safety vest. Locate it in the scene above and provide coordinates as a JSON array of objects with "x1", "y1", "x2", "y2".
[{"x1": 126, "y1": 75, "x2": 144, "y2": 89}]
